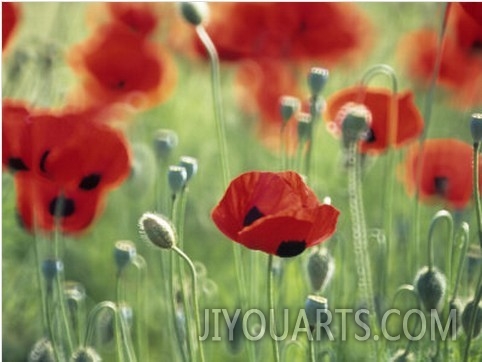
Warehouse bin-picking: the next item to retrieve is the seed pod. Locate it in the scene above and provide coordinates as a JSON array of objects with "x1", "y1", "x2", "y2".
[
  {"x1": 414, "y1": 266, "x2": 446, "y2": 312},
  {"x1": 28, "y1": 338, "x2": 55, "y2": 362},
  {"x1": 304, "y1": 295, "x2": 329, "y2": 330},
  {"x1": 306, "y1": 247, "x2": 334, "y2": 292},
  {"x1": 462, "y1": 300, "x2": 482, "y2": 339}
]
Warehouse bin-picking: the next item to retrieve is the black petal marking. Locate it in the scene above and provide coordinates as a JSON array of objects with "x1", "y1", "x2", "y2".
[
  {"x1": 276, "y1": 240, "x2": 307, "y2": 258},
  {"x1": 49, "y1": 197, "x2": 75, "y2": 217},
  {"x1": 434, "y1": 176, "x2": 448, "y2": 196},
  {"x1": 39, "y1": 150, "x2": 50, "y2": 173},
  {"x1": 79, "y1": 173, "x2": 102, "y2": 190},
  {"x1": 243, "y1": 206, "x2": 264, "y2": 227},
  {"x1": 8, "y1": 157, "x2": 29, "y2": 171},
  {"x1": 364, "y1": 128, "x2": 376, "y2": 143}
]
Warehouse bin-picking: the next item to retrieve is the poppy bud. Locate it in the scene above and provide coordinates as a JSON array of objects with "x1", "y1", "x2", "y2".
[
  {"x1": 308, "y1": 67, "x2": 329, "y2": 97},
  {"x1": 339, "y1": 103, "x2": 371, "y2": 146},
  {"x1": 153, "y1": 129, "x2": 178, "y2": 161},
  {"x1": 179, "y1": 156, "x2": 198, "y2": 182},
  {"x1": 28, "y1": 338, "x2": 55, "y2": 362},
  {"x1": 413, "y1": 266, "x2": 446, "y2": 312},
  {"x1": 470, "y1": 113, "x2": 482, "y2": 143},
  {"x1": 168, "y1": 165, "x2": 187, "y2": 194},
  {"x1": 280, "y1": 96, "x2": 301, "y2": 124},
  {"x1": 306, "y1": 247, "x2": 334, "y2": 292},
  {"x1": 297, "y1": 112, "x2": 312, "y2": 143},
  {"x1": 447, "y1": 300, "x2": 461, "y2": 338},
  {"x1": 114, "y1": 240, "x2": 137, "y2": 271},
  {"x1": 70, "y1": 347, "x2": 101, "y2": 362},
  {"x1": 304, "y1": 295, "x2": 329, "y2": 329},
  {"x1": 462, "y1": 300, "x2": 482, "y2": 338},
  {"x1": 138, "y1": 212, "x2": 176, "y2": 249},
  {"x1": 180, "y1": 2, "x2": 209, "y2": 26}
]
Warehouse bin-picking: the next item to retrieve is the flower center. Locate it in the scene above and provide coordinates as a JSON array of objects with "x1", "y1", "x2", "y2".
[
  {"x1": 243, "y1": 206, "x2": 264, "y2": 227},
  {"x1": 276, "y1": 240, "x2": 306, "y2": 257}
]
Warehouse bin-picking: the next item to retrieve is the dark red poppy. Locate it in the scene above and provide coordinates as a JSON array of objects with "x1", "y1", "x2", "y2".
[
  {"x1": 194, "y1": 3, "x2": 373, "y2": 64},
  {"x1": 235, "y1": 59, "x2": 304, "y2": 151},
  {"x1": 2, "y1": 100, "x2": 132, "y2": 234},
  {"x1": 2, "y1": 2, "x2": 20, "y2": 52},
  {"x1": 211, "y1": 171, "x2": 339, "y2": 257},
  {"x1": 397, "y1": 3, "x2": 482, "y2": 107},
  {"x1": 401, "y1": 139, "x2": 482, "y2": 209},
  {"x1": 324, "y1": 86, "x2": 424, "y2": 153},
  {"x1": 68, "y1": 22, "x2": 177, "y2": 109}
]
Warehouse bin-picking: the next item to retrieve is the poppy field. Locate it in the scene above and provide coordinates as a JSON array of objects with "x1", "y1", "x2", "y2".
[{"x1": 2, "y1": 2, "x2": 482, "y2": 362}]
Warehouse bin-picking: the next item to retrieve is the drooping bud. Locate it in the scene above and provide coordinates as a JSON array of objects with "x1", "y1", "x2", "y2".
[
  {"x1": 114, "y1": 240, "x2": 137, "y2": 271},
  {"x1": 28, "y1": 338, "x2": 55, "y2": 362},
  {"x1": 168, "y1": 165, "x2": 187, "y2": 194},
  {"x1": 306, "y1": 247, "x2": 334, "y2": 292},
  {"x1": 470, "y1": 113, "x2": 482, "y2": 143},
  {"x1": 153, "y1": 129, "x2": 178, "y2": 161},
  {"x1": 462, "y1": 299, "x2": 482, "y2": 339},
  {"x1": 179, "y1": 2, "x2": 209, "y2": 26},
  {"x1": 179, "y1": 156, "x2": 198, "y2": 182},
  {"x1": 280, "y1": 96, "x2": 301, "y2": 124},
  {"x1": 413, "y1": 266, "x2": 446, "y2": 312},
  {"x1": 70, "y1": 347, "x2": 101, "y2": 362},
  {"x1": 138, "y1": 212, "x2": 176, "y2": 249},
  {"x1": 307, "y1": 67, "x2": 329, "y2": 97}
]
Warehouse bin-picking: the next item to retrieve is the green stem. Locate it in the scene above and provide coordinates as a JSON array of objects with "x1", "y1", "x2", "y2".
[
  {"x1": 412, "y1": 3, "x2": 450, "y2": 271},
  {"x1": 133, "y1": 255, "x2": 148, "y2": 362},
  {"x1": 116, "y1": 271, "x2": 138, "y2": 362},
  {"x1": 450, "y1": 223, "x2": 470, "y2": 302},
  {"x1": 268, "y1": 254, "x2": 281, "y2": 362},
  {"x1": 173, "y1": 246, "x2": 205, "y2": 362},
  {"x1": 346, "y1": 142, "x2": 379, "y2": 361},
  {"x1": 196, "y1": 23, "x2": 254, "y2": 362},
  {"x1": 463, "y1": 142, "x2": 482, "y2": 362}
]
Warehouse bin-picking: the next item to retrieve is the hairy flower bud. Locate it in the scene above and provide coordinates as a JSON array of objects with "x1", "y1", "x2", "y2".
[
  {"x1": 462, "y1": 299, "x2": 482, "y2": 339},
  {"x1": 414, "y1": 266, "x2": 446, "y2": 312},
  {"x1": 307, "y1": 247, "x2": 334, "y2": 292},
  {"x1": 138, "y1": 212, "x2": 176, "y2": 249}
]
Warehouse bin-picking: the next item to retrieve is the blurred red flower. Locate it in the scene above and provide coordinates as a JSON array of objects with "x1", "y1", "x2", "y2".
[
  {"x1": 107, "y1": 2, "x2": 160, "y2": 36},
  {"x1": 2, "y1": 2, "x2": 20, "y2": 52},
  {"x1": 212, "y1": 171, "x2": 339, "y2": 257},
  {"x1": 398, "y1": 3, "x2": 482, "y2": 108},
  {"x1": 235, "y1": 59, "x2": 304, "y2": 151},
  {"x1": 324, "y1": 86, "x2": 424, "y2": 153},
  {"x1": 195, "y1": 2, "x2": 373, "y2": 64},
  {"x1": 401, "y1": 139, "x2": 481, "y2": 209},
  {"x1": 69, "y1": 23, "x2": 177, "y2": 109},
  {"x1": 2, "y1": 100, "x2": 131, "y2": 233}
]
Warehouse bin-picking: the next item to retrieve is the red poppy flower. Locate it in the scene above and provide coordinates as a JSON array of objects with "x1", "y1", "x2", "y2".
[
  {"x1": 14, "y1": 173, "x2": 106, "y2": 233},
  {"x1": 211, "y1": 171, "x2": 340, "y2": 257},
  {"x1": 68, "y1": 23, "x2": 177, "y2": 109},
  {"x1": 397, "y1": 3, "x2": 482, "y2": 107},
  {"x1": 195, "y1": 3, "x2": 373, "y2": 64},
  {"x1": 234, "y1": 59, "x2": 304, "y2": 152},
  {"x1": 2, "y1": 100, "x2": 132, "y2": 234},
  {"x1": 401, "y1": 139, "x2": 482, "y2": 209},
  {"x1": 2, "y1": 2, "x2": 20, "y2": 52},
  {"x1": 2, "y1": 100, "x2": 32, "y2": 172},
  {"x1": 324, "y1": 86, "x2": 424, "y2": 153}
]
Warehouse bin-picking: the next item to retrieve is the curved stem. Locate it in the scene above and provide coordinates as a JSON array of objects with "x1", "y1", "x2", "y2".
[
  {"x1": 173, "y1": 246, "x2": 205, "y2": 362},
  {"x1": 463, "y1": 141, "x2": 482, "y2": 362},
  {"x1": 133, "y1": 255, "x2": 148, "y2": 362},
  {"x1": 426, "y1": 210, "x2": 454, "y2": 271}
]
